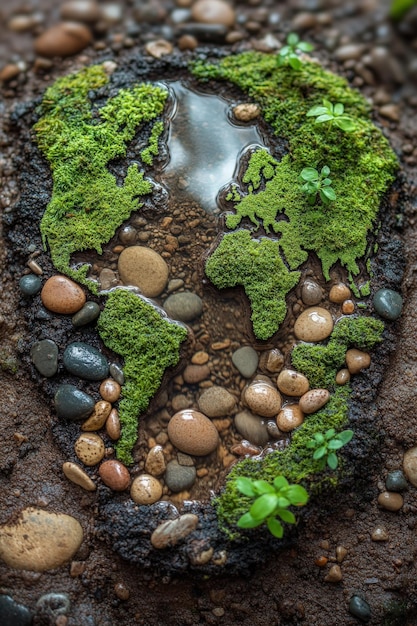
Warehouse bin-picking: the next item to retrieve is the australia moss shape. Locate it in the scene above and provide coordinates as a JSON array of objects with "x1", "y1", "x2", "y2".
[
  {"x1": 194, "y1": 52, "x2": 398, "y2": 339},
  {"x1": 34, "y1": 65, "x2": 168, "y2": 291},
  {"x1": 97, "y1": 289, "x2": 187, "y2": 464}
]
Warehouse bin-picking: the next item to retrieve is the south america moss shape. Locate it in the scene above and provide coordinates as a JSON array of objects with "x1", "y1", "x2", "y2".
[
  {"x1": 34, "y1": 65, "x2": 168, "y2": 291},
  {"x1": 97, "y1": 289, "x2": 187, "y2": 464},
  {"x1": 196, "y1": 52, "x2": 398, "y2": 340}
]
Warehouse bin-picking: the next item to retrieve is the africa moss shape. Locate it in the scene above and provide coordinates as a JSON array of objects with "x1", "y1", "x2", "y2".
[
  {"x1": 34, "y1": 65, "x2": 168, "y2": 291},
  {"x1": 197, "y1": 52, "x2": 398, "y2": 340},
  {"x1": 97, "y1": 289, "x2": 187, "y2": 464}
]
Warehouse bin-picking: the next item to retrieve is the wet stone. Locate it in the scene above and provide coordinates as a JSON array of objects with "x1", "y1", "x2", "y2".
[
  {"x1": 335, "y1": 368, "x2": 350, "y2": 385},
  {"x1": 373, "y1": 288, "x2": 403, "y2": 320},
  {"x1": 63, "y1": 342, "x2": 109, "y2": 381},
  {"x1": 81, "y1": 400, "x2": 112, "y2": 431},
  {"x1": 130, "y1": 474, "x2": 163, "y2": 504},
  {"x1": 41, "y1": 275, "x2": 86, "y2": 314},
  {"x1": 118, "y1": 246, "x2": 169, "y2": 297},
  {"x1": 151, "y1": 513, "x2": 199, "y2": 549},
  {"x1": 329, "y1": 282, "x2": 351, "y2": 303},
  {"x1": 294, "y1": 307, "x2": 334, "y2": 342},
  {"x1": 277, "y1": 369, "x2": 309, "y2": 397},
  {"x1": 19, "y1": 274, "x2": 42, "y2": 296},
  {"x1": 109, "y1": 363, "x2": 124, "y2": 385},
  {"x1": 0, "y1": 595, "x2": 32, "y2": 626},
  {"x1": 165, "y1": 460, "x2": 196, "y2": 492},
  {"x1": 386, "y1": 470, "x2": 408, "y2": 492},
  {"x1": 259, "y1": 348, "x2": 284, "y2": 374},
  {"x1": 62, "y1": 461, "x2": 96, "y2": 491},
  {"x1": 34, "y1": 22, "x2": 92, "y2": 57},
  {"x1": 301, "y1": 280, "x2": 323, "y2": 306},
  {"x1": 345, "y1": 349, "x2": 371, "y2": 374},
  {"x1": 377, "y1": 491, "x2": 403, "y2": 511},
  {"x1": 119, "y1": 225, "x2": 137, "y2": 245},
  {"x1": 349, "y1": 595, "x2": 371, "y2": 623},
  {"x1": 99, "y1": 378, "x2": 121, "y2": 402},
  {"x1": 183, "y1": 364, "x2": 210, "y2": 384},
  {"x1": 72, "y1": 301, "x2": 100, "y2": 327},
  {"x1": 54, "y1": 384, "x2": 95, "y2": 421},
  {"x1": 99, "y1": 460, "x2": 130, "y2": 491},
  {"x1": 234, "y1": 410, "x2": 269, "y2": 446},
  {"x1": 198, "y1": 386, "x2": 236, "y2": 417},
  {"x1": 244, "y1": 381, "x2": 282, "y2": 417},
  {"x1": 74, "y1": 433, "x2": 105, "y2": 466},
  {"x1": 168, "y1": 409, "x2": 219, "y2": 456},
  {"x1": 36, "y1": 593, "x2": 70, "y2": 619},
  {"x1": 233, "y1": 103, "x2": 260, "y2": 122},
  {"x1": 232, "y1": 346, "x2": 259, "y2": 378},
  {"x1": 403, "y1": 447, "x2": 417, "y2": 486},
  {"x1": 145, "y1": 445, "x2": 166, "y2": 476},
  {"x1": 299, "y1": 389, "x2": 330, "y2": 414},
  {"x1": 371, "y1": 526, "x2": 389, "y2": 541},
  {"x1": 163, "y1": 292, "x2": 203, "y2": 322},
  {"x1": 30, "y1": 339, "x2": 58, "y2": 377},
  {"x1": 276, "y1": 404, "x2": 304, "y2": 432},
  {"x1": 106, "y1": 409, "x2": 121, "y2": 441}
]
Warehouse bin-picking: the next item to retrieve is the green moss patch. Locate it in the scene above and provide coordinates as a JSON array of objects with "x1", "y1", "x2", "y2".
[{"x1": 97, "y1": 289, "x2": 187, "y2": 464}]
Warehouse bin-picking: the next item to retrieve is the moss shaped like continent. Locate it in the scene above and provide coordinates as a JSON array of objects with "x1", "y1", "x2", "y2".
[{"x1": 97, "y1": 289, "x2": 187, "y2": 464}]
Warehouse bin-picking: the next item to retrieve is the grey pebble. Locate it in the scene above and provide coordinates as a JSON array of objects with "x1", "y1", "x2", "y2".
[
  {"x1": 349, "y1": 595, "x2": 371, "y2": 623},
  {"x1": 163, "y1": 292, "x2": 203, "y2": 322},
  {"x1": 167, "y1": 278, "x2": 185, "y2": 293},
  {"x1": 54, "y1": 384, "x2": 95, "y2": 421},
  {"x1": 164, "y1": 460, "x2": 196, "y2": 492},
  {"x1": 385, "y1": 469, "x2": 408, "y2": 492},
  {"x1": 72, "y1": 301, "x2": 100, "y2": 327},
  {"x1": 109, "y1": 363, "x2": 124, "y2": 385},
  {"x1": 373, "y1": 288, "x2": 403, "y2": 320},
  {"x1": 19, "y1": 274, "x2": 42, "y2": 296},
  {"x1": 301, "y1": 280, "x2": 322, "y2": 306},
  {"x1": 232, "y1": 346, "x2": 259, "y2": 378},
  {"x1": 63, "y1": 342, "x2": 109, "y2": 380},
  {"x1": 36, "y1": 593, "x2": 70, "y2": 618},
  {"x1": 0, "y1": 594, "x2": 32, "y2": 626},
  {"x1": 234, "y1": 410, "x2": 269, "y2": 446},
  {"x1": 30, "y1": 339, "x2": 58, "y2": 377}
]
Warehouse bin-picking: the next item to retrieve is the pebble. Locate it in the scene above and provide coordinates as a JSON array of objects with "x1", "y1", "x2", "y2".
[
  {"x1": 373, "y1": 288, "x2": 403, "y2": 320},
  {"x1": 63, "y1": 341, "x2": 109, "y2": 380},
  {"x1": 334, "y1": 43, "x2": 366, "y2": 61},
  {"x1": 336, "y1": 546, "x2": 348, "y2": 562},
  {"x1": 36, "y1": 593, "x2": 70, "y2": 619},
  {"x1": 198, "y1": 386, "x2": 236, "y2": 417},
  {"x1": 386, "y1": 470, "x2": 408, "y2": 492},
  {"x1": 191, "y1": 0, "x2": 235, "y2": 27},
  {"x1": 118, "y1": 246, "x2": 169, "y2": 297},
  {"x1": 377, "y1": 491, "x2": 403, "y2": 511},
  {"x1": 62, "y1": 461, "x2": 96, "y2": 491},
  {"x1": 60, "y1": 0, "x2": 101, "y2": 23},
  {"x1": 130, "y1": 474, "x2": 163, "y2": 504},
  {"x1": 72, "y1": 301, "x2": 100, "y2": 327},
  {"x1": 234, "y1": 410, "x2": 269, "y2": 446},
  {"x1": 109, "y1": 363, "x2": 124, "y2": 385},
  {"x1": 191, "y1": 350, "x2": 209, "y2": 365},
  {"x1": 172, "y1": 394, "x2": 192, "y2": 411},
  {"x1": 178, "y1": 34, "x2": 199, "y2": 51},
  {"x1": 119, "y1": 225, "x2": 137, "y2": 245},
  {"x1": 165, "y1": 460, "x2": 196, "y2": 492},
  {"x1": 41, "y1": 275, "x2": 86, "y2": 314},
  {"x1": 54, "y1": 384, "x2": 95, "y2": 421},
  {"x1": 259, "y1": 348, "x2": 284, "y2": 373},
  {"x1": 0, "y1": 64, "x2": 21, "y2": 82},
  {"x1": 379, "y1": 104, "x2": 400, "y2": 122},
  {"x1": 74, "y1": 433, "x2": 105, "y2": 466},
  {"x1": 301, "y1": 280, "x2": 323, "y2": 306},
  {"x1": 145, "y1": 39, "x2": 173, "y2": 58},
  {"x1": 324, "y1": 564, "x2": 342, "y2": 582},
  {"x1": 81, "y1": 400, "x2": 112, "y2": 431},
  {"x1": 145, "y1": 445, "x2": 166, "y2": 476},
  {"x1": 106, "y1": 409, "x2": 121, "y2": 440},
  {"x1": 299, "y1": 389, "x2": 330, "y2": 414},
  {"x1": 371, "y1": 526, "x2": 389, "y2": 541},
  {"x1": 19, "y1": 274, "x2": 42, "y2": 296},
  {"x1": 99, "y1": 378, "x2": 121, "y2": 402},
  {"x1": 233, "y1": 103, "x2": 260, "y2": 122},
  {"x1": 168, "y1": 409, "x2": 219, "y2": 455},
  {"x1": 335, "y1": 368, "x2": 350, "y2": 385},
  {"x1": 244, "y1": 381, "x2": 282, "y2": 417},
  {"x1": 294, "y1": 307, "x2": 334, "y2": 342},
  {"x1": 349, "y1": 595, "x2": 371, "y2": 623},
  {"x1": 151, "y1": 513, "x2": 199, "y2": 549},
  {"x1": 341, "y1": 300, "x2": 355, "y2": 315},
  {"x1": 163, "y1": 292, "x2": 203, "y2": 322},
  {"x1": 99, "y1": 268, "x2": 118, "y2": 290},
  {"x1": 27, "y1": 259, "x2": 43, "y2": 275},
  {"x1": 183, "y1": 364, "x2": 210, "y2": 384},
  {"x1": 231, "y1": 346, "x2": 259, "y2": 378},
  {"x1": 329, "y1": 283, "x2": 351, "y2": 303},
  {"x1": 34, "y1": 22, "x2": 93, "y2": 58},
  {"x1": 276, "y1": 404, "x2": 304, "y2": 432},
  {"x1": 8, "y1": 14, "x2": 37, "y2": 32},
  {"x1": 345, "y1": 349, "x2": 371, "y2": 374},
  {"x1": 277, "y1": 369, "x2": 309, "y2": 397},
  {"x1": 99, "y1": 460, "x2": 130, "y2": 491},
  {"x1": 0, "y1": 595, "x2": 32, "y2": 626},
  {"x1": 0, "y1": 508, "x2": 83, "y2": 571},
  {"x1": 114, "y1": 582, "x2": 130, "y2": 601},
  {"x1": 403, "y1": 446, "x2": 417, "y2": 486},
  {"x1": 30, "y1": 339, "x2": 59, "y2": 378}
]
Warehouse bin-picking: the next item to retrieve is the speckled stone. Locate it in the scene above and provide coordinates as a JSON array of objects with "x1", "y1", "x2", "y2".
[
  {"x1": 234, "y1": 410, "x2": 269, "y2": 446},
  {"x1": 231, "y1": 346, "x2": 259, "y2": 378},
  {"x1": 145, "y1": 445, "x2": 166, "y2": 476},
  {"x1": 0, "y1": 595, "x2": 32, "y2": 626},
  {"x1": 54, "y1": 384, "x2": 95, "y2": 421},
  {"x1": 118, "y1": 246, "x2": 169, "y2": 297},
  {"x1": 63, "y1": 342, "x2": 109, "y2": 380},
  {"x1": 244, "y1": 381, "x2": 281, "y2": 417},
  {"x1": 168, "y1": 409, "x2": 219, "y2": 456},
  {"x1": 301, "y1": 280, "x2": 322, "y2": 305},
  {"x1": 386, "y1": 470, "x2": 408, "y2": 492},
  {"x1": 163, "y1": 292, "x2": 203, "y2": 322},
  {"x1": 403, "y1": 446, "x2": 417, "y2": 487},
  {"x1": 81, "y1": 400, "x2": 112, "y2": 431},
  {"x1": 74, "y1": 433, "x2": 105, "y2": 466},
  {"x1": 377, "y1": 491, "x2": 403, "y2": 511},
  {"x1": 62, "y1": 461, "x2": 96, "y2": 491},
  {"x1": 294, "y1": 307, "x2": 333, "y2": 342},
  {"x1": 130, "y1": 474, "x2": 163, "y2": 504},
  {"x1": 41, "y1": 275, "x2": 86, "y2": 314},
  {"x1": 345, "y1": 349, "x2": 371, "y2": 374},
  {"x1": 349, "y1": 595, "x2": 371, "y2": 623},
  {"x1": 277, "y1": 369, "x2": 309, "y2": 397},
  {"x1": 335, "y1": 368, "x2": 350, "y2": 385},
  {"x1": 71, "y1": 301, "x2": 100, "y2": 327},
  {"x1": 197, "y1": 386, "x2": 236, "y2": 417},
  {"x1": 165, "y1": 460, "x2": 196, "y2": 492},
  {"x1": 99, "y1": 460, "x2": 130, "y2": 491},
  {"x1": 233, "y1": 103, "x2": 260, "y2": 122},
  {"x1": 299, "y1": 389, "x2": 330, "y2": 414},
  {"x1": 259, "y1": 348, "x2": 284, "y2": 374},
  {"x1": 276, "y1": 404, "x2": 304, "y2": 432},
  {"x1": 373, "y1": 288, "x2": 403, "y2": 320},
  {"x1": 19, "y1": 274, "x2": 42, "y2": 296},
  {"x1": 30, "y1": 339, "x2": 59, "y2": 378},
  {"x1": 151, "y1": 514, "x2": 199, "y2": 549}
]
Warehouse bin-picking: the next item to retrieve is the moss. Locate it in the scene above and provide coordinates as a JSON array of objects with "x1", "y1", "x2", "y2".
[
  {"x1": 141, "y1": 120, "x2": 164, "y2": 166},
  {"x1": 34, "y1": 65, "x2": 168, "y2": 291},
  {"x1": 97, "y1": 289, "x2": 187, "y2": 464}
]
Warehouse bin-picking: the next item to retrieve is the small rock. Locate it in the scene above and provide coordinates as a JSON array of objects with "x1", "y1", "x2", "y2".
[
  {"x1": 34, "y1": 22, "x2": 92, "y2": 58},
  {"x1": 0, "y1": 508, "x2": 83, "y2": 571},
  {"x1": 335, "y1": 368, "x2": 350, "y2": 385},
  {"x1": 234, "y1": 410, "x2": 269, "y2": 446},
  {"x1": 345, "y1": 349, "x2": 371, "y2": 374},
  {"x1": 403, "y1": 447, "x2": 417, "y2": 487},
  {"x1": 74, "y1": 433, "x2": 105, "y2": 466},
  {"x1": 191, "y1": 351, "x2": 209, "y2": 365},
  {"x1": 349, "y1": 595, "x2": 371, "y2": 623},
  {"x1": 379, "y1": 104, "x2": 400, "y2": 122},
  {"x1": 119, "y1": 225, "x2": 137, "y2": 245},
  {"x1": 163, "y1": 292, "x2": 203, "y2": 322},
  {"x1": 373, "y1": 288, "x2": 403, "y2": 320},
  {"x1": 191, "y1": 0, "x2": 235, "y2": 27},
  {"x1": 198, "y1": 386, "x2": 236, "y2": 417},
  {"x1": 336, "y1": 546, "x2": 348, "y2": 562},
  {"x1": 151, "y1": 513, "x2": 199, "y2": 549},
  {"x1": 371, "y1": 526, "x2": 389, "y2": 541},
  {"x1": 244, "y1": 381, "x2": 282, "y2": 417},
  {"x1": 145, "y1": 445, "x2": 166, "y2": 476},
  {"x1": 386, "y1": 469, "x2": 408, "y2": 492},
  {"x1": 145, "y1": 39, "x2": 173, "y2": 58},
  {"x1": 72, "y1": 301, "x2": 100, "y2": 327},
  {"x1": 30, "y1": 339, "x2": 59, "y2": 378},
  {"x1": 183, "y1": 364, "x2": 210, "y2": 384},
  {"x1": 276, "y1": 404, "x2": 304, "y2": 432},
  {"x1": 63, "y1": 341, "x2": 109, "y2": 381},
  {"x1": 377, "y1": 491, "x2": 403, "y2": 511},
  {"x1": 168, "y1": 409, "x2": 219, "y2": 456},
  {"x1": 165, "y1": 460, "x2": 196, "y2": 492},
  {"x1": 233, "y1": 103, "x2": 260, "y2": 122},
  {"x1": 8, "y1": 15, "x2": 36, "y2": 32},
  {"x1": 114, "y1": 582, "x2": 130, "y2": 601},
  {"x1": 60, "y1": 0, "x2": 101, "y2": 23},
  {"x1": 231, "y1": 346, "x2": 259, "y2": 378},
  {"x1": 329, "y1": 282, "x2": 351, "y2": 303},
  {"x1": 109, "y1": 363, "x2": 124, "y2": 385},
  {"x1": 0, "y1": 595, "x2": 32, "y2": 626},
  {"x1": 62, "y1": 461, "x2": 96, "y2": 491},
  {"x1": 118, "y1": 246, "x2": 169, "y2": 297},
  {"x1": 19, "y1": 274, "x2": 42, "y2": 296},
  {"x1": 301, "y1": 280, "x2": 322, "y2": 306},
  {"x1": 277, "y1": 369, "x2": 309, "y2": 397},
  {"x1": 99, "y1": 378, "x2": 121, "y2": 402},
  {"x1": 99, "y1": 268, "x2": 118, "y2": 291},
  {"x1": 172, "y1": 394, "x2": 192, "y2": 411},
  {"x1": 341, "y1": 300, "x2": 355, "y2": 315},
  {"x1": 299, "y1": 389, "x2": 330, "y2": 414},
  {"x1": 41, "y1": 275, "x2": 86, "y2": 314},
  {"x1": 178, "y1": 34, "x2": 198, "y2": 50},
  {"x1": 294, "y1": 307, "x2": 334, "y2": 342},
  {"x1": 324, "y1": 564, "x2": 342, "y2": 583},
  {"x1": 81, "y1": 400, "x2": 112, "y2": 431},
  {"x1": 130, "y1": 474, "x2": 163, "y2": 504},
  {"x1": 0, "y1": 64, "x2": 21, "y2": 82},
  {"x1": 99, "y1": 460, "x2": 130, "y2": 491},
  {"x1": 36, "y1": 593, "x2": 70, "y2": 619},
  {"x1": 177, "y1": 452, "x2": 194, "y2": 466},
  {"x1": 106, "y1": 409, "x2": 121, "y2": 440},
  {"x1": 292, "y1": 12, "x2": 318, "y2": 30},
  {"x1": 54, "y1": 384, "x2": 95, "y2": 421},
  {"x1": 334, "y1": 43, "x2": 366, "y2": 61},
  {"x1": 259, "y1": 348, "x2": 284, "y2": 374}
]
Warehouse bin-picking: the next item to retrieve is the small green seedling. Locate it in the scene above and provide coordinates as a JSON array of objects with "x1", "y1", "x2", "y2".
[
  {"x1": 307, "y1": 428, "x2": 354, "y2": 470},
  {"x1": 306, "y1": 99, "x2": 356, "y2": 132},
  {"x1": 277, "y1": 33, "x2": 314, "y2": 70},
  {"x1": 236, "y1": 475, "x2": 309, "y2": 538},
  {"x1": 299, "y1": 165, "x2": 336, "y2": 204}
]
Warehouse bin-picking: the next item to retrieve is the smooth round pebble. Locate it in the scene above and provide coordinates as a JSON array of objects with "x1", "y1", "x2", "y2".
[
  {"x1": 234, "y1": 410, "x2": 269, "y2": 446},
  {"x1": 329, "y1": 283, "x2": 351, "y2": 303},
  {"x1": 163, "y1": 292, "x2": 203, "y2": 322},
  {"x1": 301, "y1": 280, "x2": 322, "y2": 305},
  {"x1": 34, "y1": 22, "x2": 92, "y2": 57},
  {"x1": 109, "y1": 362, "x2": 124, "y2": 385},
  {"x1": 54, "y1": 384, "x2": 95, "y2": 421},
  {"x1": 165, "y1": 460, "x2": 196, "y2": 492},
  {"x1": 191, "y1": 0, "x2": 235, "y2": 26},
  {"x1": 198, "y1": 386, "x2": 236, "y2": 417},
  {"x1": 168, "y1": 409, "x2": 219, "y2": 456},
  {"x1": 373, "y1": 288, "x2": 403, "y2": 320},
  {"x1": 244, "y1": 381, "x2": 281, "y2": 417},
  {"x1": 151, "y1": 513, "x2": 198, "y2": 549},
  {"x1": 72, "y1": 301, "x2": 100, "y2": 327},
  {"x1": 145, "y1": 445, "x2": 166, "y2": 476},
  {"x1": 0, "y1": 508, "x2": 83, "y2": 571},
  {"x1": 19, "y1": 274, "x2": 42, "y2": 296},
  {"x1": 349, "y1": 595, "x2": 371, "y2": 623},
  {"x1": 81, "y1": 400, "x2": 112, "y2": 431},
  {"x1": 100, "y1": 378, "x2": 121, "y2": 402},
  {"x1": 299, "y1": 389, "x2": 330, "y2": 414},
  {"x1": 99, "y1": 460, "x2": 130, "y2": 491},
  {"x1": 233, "y1": 103, "x2": 260, "y2": 122},
  {"x1": 130, "y1": 474, "x2": 163, "y2": 504},
  {"x1": 231, "y1": 346, "x2": 259, "y2": 378},
  {"x1": 0, "y1": 595, "x2": 32, "y2": 626},
  {"x1": 106, "y1": 409, "x2": 121, "y2": 441},
  {"x1": 377, "y1": 491, "x2": 403, "y2": 511},
  {"x1": 294, "y1": 307, "x2": 333, "y2": 342},
  {"x1": 41, "y1": 275, "x2": 86, "y2": 314},
  {"x1": 371, "y1": 526, "x2": 389, "y2": 541},
  {"x1": 62, "y1": 461, "x2": 96, "y2": 491},
  {"x1": 276, "y1": 404, "x2": 304, "y2": 432},
  {"x1": 385, "y1": 469, "x2": 408, "y2": 492},
  {"x1": 60, "y1": 0, "x2": 101, "y2": 23},
  {"x1": 259, "y1": 348, "x2": 284, "y2": 373},
  {"x1": 30, "y1": 339, "x2": 58, "y2": 378},
  {"x1": 277, "y1": 369, "x2": 309, "y2": 397},
  {"x1": 403, "y1": 446, "x2": 417, "y2": 486},
  {"x1": 191, "y1": 350, "x2": 209, "y2": 365},
  {"x1": 335, "y1": 368, "x2": 350, "y2": 385},
  {"x1": 118, "y1": 246, "x2": 168, "y2": 297},
  {"x1": 183, "y1": 364, "x2": 210, "y2": 384},
  {"x1": 345, "y1": 349, "x2": 371, "y2": 374},
  {"x1": 63, "y1": 341, "x2": 109, "y2": 381},
  {"x1": 145, "y1": 39, "x2": 173, "y2": 58},
  {"x1": 74, "y1": 433, "x2": 105, "y2": 466},
  {"x1": 119, "y1": 225, "x2": 137, "y2": 245}
]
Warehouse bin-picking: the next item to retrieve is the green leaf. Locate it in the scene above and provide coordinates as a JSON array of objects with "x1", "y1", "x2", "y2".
[
  {"x1": 322, "y1": 99, "x2": 333, "y2": 111},
  {"x1": 279, "y1": 45, "x2": 290, "y2": 57},
  {"x1": 250, "y1": 494, "x2": 279, "y2": 520},
  {"x1": 287, "y1": 33, "x2": 299, "y2": 46},
  {"x1": 327, "y1": 452, "x2": 338, "y2": 470},
  {"x1": 289, "y1": 56, "x2": 302, "y2": 70},
  {"x1": 276, "y1": 508, "x2": 296, "y2": 524},
  {"x1": 237, "y1": 512, "x2": 263, "y2": 529},
  {"x1": 325, "y1": 428, "x2": 336, "y2": 440},
  {"x1": 328, "y1": 438, "x2": 345, "y2": 450},
  {"x1": 306, "y1": 105, "x2": 328, "y2": 117},
  {"x1": 321, "y1": 187, "x2": 336, "y2": 201},
  {"x1": 300, "y1": 167, "x2": 319, "y2": 181},
  {"x1": 286, "y1": 485, "x2": 309, "y2": 505},
  {"x1": 276, "y1": 496, "x2": 291, "y2": 508},
  {"x1": 334, "y1": 102, "x2": 344, "y2": 115},
  {"x1": 273, "y1": 475, "x2": 288, "y2": 491},
  {"x1": 236, "y1": 477, "x2": 256, "y2": 497},
  {"x1": 253, "y1": 480, "x2": 276, "y2": 494},
  {"x1": 313, "y1": 446, "x2": 327, "y2": 459},
  {"x1": 335, "y1": 117, "x2": 356, "y2": 132},
  {"x1": 315, "y1": 114, "x2": 334, "y2": 123},
  {"x1": 267, "y1": 517, "x2": 284, "y2": 538},
  {"x1": 321, "y1": 178, "x2": 332, "y2": 186},
  {"x1": 338, "y1": 429, "x2": 354, "y2": 445},
  {"x1": 321, "y1": 165, "x2": 330, "y2": 177},
  {"x1": 314, "y1": 433, "x2": 325, "y2": 444},
  {"x1": 298, "y1": 41, "x2": 314, "y2": 52},
  {"x1": 306, "y1": 440, "x2": 317, "y2": 449}
]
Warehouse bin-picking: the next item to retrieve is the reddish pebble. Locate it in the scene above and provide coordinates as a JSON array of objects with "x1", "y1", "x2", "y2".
[
  {"x1": 341, "y1": 299, "x2": 355, "y2": 314},
  {"x1": 168, "y1": 409, "x2": 219, "y2": 456},
  {"x1": 41, "y1": 275, "x2": 86, "y2": 314},
  {"x1": 100, "y1": 378, "x2": 121, "y2": 402},
  {"x1": 99, "y1": 460, "x2": 130, "y2": 491},
  {"x1": 106, "y1": 409, "x2": 121, "y2": 440},
  {"x1": 329, "y1": 283, "x2": 351, "y2": 303},
  {"x1": 315, "y1": 556, "x2": 328, "y2": 567}
]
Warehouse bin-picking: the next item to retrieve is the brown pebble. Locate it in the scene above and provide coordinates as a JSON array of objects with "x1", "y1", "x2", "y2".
[
  {"x1": 294, "y1": 307, "x2": 334, "y2": 342},
  {"x1": 301, "y1": 280, "x2": 322, "y2": 306},
  {"x1": 277, "y1": 369, "x2": 309, "y2": 397},
  {"x1": 178, "y1": 34, "x2": 198, "y2": 50},
  {"x1": 60, "y1": 0, "x2": 101, "y2": 23},
  {"x1": 74, "y1": 433, "x2": 105, "y2": 466},
  {"x1": 99, "y1": 378, "x2": 121, "y2": 402},
  {"x1": 106, "y1": 408, "x2": 121, "y2": 440},
  {"x1": 41, "y1": 275, "x2": 86, "y2": 314},
  {"x1": 276, "y1": 404, "x2": 304, "y2": 432},
  {"x1": 130, "y1": 474, "x2": 163, "y2": 504},
  {"x1": 191, "y1": 0, "x2": 235, "y2": 27},
  {"x1": 244, "y1": 381, "x2": 282, "y2": 417},
  {"x1": 99, "y1": 460, "x2": 130, "y2": 491},
  {"x1": 34, "y1": 22, "x2": 92, "y2": 58},
  {"x1": 81, "y1": 401, "x2": 112, "y2": 431},
  {"x1": 336, "y1": 546, "x2": 348, "y2": 562},
  {"x1": 0, "y1": 64, "x2": 21, "y2": 82},
  {"x1": 145, "y1": 39, "x2": 173, "y2": 58},
  {"x1": 345, "y1": 349, "x2": 371, "y2": 374},
  {"x1": 259, "y1": 348, "x2": 284, "y2": 374},
  {"x1": 233, "y1": 103, "x2": 260, "y2": 122},
  {"x1": 329, "y1": 283, "x2": 351, "y2": 303},
  {"x1": 377, "y1": 491, "x2": 403, "y2": 511},
  {"x1": 341, "y1": 299, "x2": 355, "y2": 314},
  {"x1": 191, "y1": 351, "x2": 209, "y2": 365},
  {"x1": 62, "y1": 461, "x2": 96, "y2": 491},
  {"x1": 324, "y1": 564, "x2": 342, "y2": 583},
  {"x1": 114, "y1": 582, "x2": 130, "y2": 601},
  {"x1": 151, "y1": 513, "x2": 199, "y2": 549},
  {"x1": 168, "y1": 409, "x2": 219, "y2": 456},
  {"x1": 299, "y1": 389, "x2": 330, "y2": 414},
  {"x1": 315, "y1": 556, "x2": 328, "y2": 567},
  {"x1": 335, "y1": 368, "x2": 350, "y2": 385},
  {"x1": 371, "y1": 526, "x2": 389, "y2": 541},
  {"x1": 117, "y1": 246, "x2": 169, "y2": 297},
  {"x1": 145, "y1": 445, "x2": 166, "y2": 477},
  {"x1": 183, "y1": 364, "x2": 210, "y2": 384},
  {"x1": 70, "y1": 561, "x2": 86, "y2": 577},
  {"x1": 27, "y1": 260, "x2": 43, "y2": 275}
]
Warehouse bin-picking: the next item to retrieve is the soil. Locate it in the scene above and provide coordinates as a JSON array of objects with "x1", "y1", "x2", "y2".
[{"x1": 2, "y1": 1, "x2": 417, "y2": 624}]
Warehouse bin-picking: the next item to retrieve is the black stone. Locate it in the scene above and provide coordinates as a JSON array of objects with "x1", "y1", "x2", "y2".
[
  {"x1": 349, "y1": 595, "x2": 371, "y2": 622},
  {"x1": 386, "y1": 470, "x2": 408, "y2": 492},
  {"x1": 373, "y1": 288, "x2": 403, "y2": 320},
  {"x1": 19, "y1": 273, "x2": 42, "y2": 296},
  {"x1": 63, "y1": 342, "x2": 109, "y2": 380},
  {"x1": 54, "y1": 384, "x2": 95, "y2": 421},
  {"x1": 0, "y1": 594, "x2": 32, "y2": 626},
  {"x1": 72, "y1": 302, "x2": 100, "y2": 327},
  {"x1": 30, "y1": 339, "x2": 58, "y2": 377}
]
